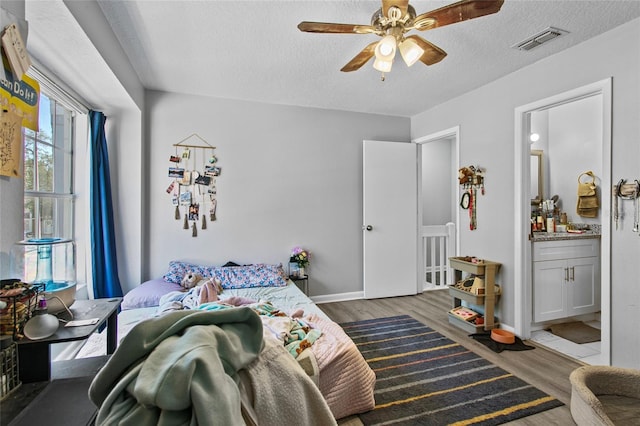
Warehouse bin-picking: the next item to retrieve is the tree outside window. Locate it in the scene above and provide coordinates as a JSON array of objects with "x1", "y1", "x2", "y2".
[{"x1": 23, "y1": 92, "x2": 74, "y2": 240}]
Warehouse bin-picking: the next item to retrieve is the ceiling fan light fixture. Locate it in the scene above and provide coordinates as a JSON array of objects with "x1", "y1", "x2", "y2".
[
  {"x1": 373, "y1": 58, "x2": 393, "y2": 73},
  {"x1": 298, "y1": 0, "x2": 505, "y2": 74},
  {"x1": 399, "y1": 38, "x2": 424, "y2": 67},
  {"x1": 374, "y1": 35, "x2": 397, "y2": 61}
]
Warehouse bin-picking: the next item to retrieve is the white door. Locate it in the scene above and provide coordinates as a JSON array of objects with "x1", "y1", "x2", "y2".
[{"x1": 363, "y1": 140, "x2": 418, "y2": 299}]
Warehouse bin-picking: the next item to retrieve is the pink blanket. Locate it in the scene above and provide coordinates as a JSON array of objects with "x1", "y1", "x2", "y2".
[{"x1": 307, "y1": 313, "x2": 376, "y2": 419}]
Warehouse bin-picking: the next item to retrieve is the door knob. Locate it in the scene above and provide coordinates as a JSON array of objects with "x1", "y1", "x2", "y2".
[{"x1": 364, "y1": 225, "x2": 373, "y2": 231}]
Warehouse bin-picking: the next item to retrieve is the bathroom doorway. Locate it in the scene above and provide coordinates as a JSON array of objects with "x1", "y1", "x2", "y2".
[{"x1": 514, "y1": 79, "x2": 612, "y2": 365}]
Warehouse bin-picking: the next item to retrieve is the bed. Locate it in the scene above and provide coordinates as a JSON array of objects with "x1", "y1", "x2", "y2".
[{"x1": 79, "y1": 261, "x2": 376, "y2": 423}]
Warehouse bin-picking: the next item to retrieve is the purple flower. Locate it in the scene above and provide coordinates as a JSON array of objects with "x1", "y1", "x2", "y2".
[{"x1": 291, "y1": 246, "x2": 310, "y2": 267}]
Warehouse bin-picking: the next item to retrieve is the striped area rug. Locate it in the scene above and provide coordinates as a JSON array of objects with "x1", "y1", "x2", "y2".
[{"x1": 340, "y1": 315, "x2": 563, "y2": 426}]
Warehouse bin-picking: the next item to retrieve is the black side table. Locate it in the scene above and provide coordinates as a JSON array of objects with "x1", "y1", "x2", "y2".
[
  {"x1": 16, "y1": 297, "x2": 122, "y2": 383},
  {"x1": 289, "y1": 275, "x2": 309, "y2": 296},
  {"x1": 2, "y1": 355, "x2": 109, "y2": 426}
]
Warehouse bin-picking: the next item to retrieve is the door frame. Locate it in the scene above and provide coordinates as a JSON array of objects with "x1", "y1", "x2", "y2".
[
  {"x1": 514, "y1": 78, "x2": 612, "y2": 365},
  {"x1": 414, "y1": 126, "x2": 461, "y2": 288}
]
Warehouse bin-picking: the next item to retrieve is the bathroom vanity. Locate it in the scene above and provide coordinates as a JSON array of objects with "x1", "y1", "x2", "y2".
[{"x1": 532, "y1": 233, "x2": 600, "y2": 323}]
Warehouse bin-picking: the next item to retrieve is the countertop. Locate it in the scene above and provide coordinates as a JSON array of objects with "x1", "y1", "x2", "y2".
[{"x1": 531, "y1": 231, "x2": 601, "y2": 242}]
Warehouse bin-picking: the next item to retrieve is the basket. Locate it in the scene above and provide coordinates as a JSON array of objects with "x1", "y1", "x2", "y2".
[
  {"x1": 0, "y1": 284, "x2": 40, "y2": 338},
  {"x1": 0, "y1": 341, "x2": 21, "y2": 399}
]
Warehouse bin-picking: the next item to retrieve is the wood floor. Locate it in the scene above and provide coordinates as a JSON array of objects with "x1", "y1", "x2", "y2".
[{"x1": 319, "y1": 288, "x2": 582, "y2": 425}]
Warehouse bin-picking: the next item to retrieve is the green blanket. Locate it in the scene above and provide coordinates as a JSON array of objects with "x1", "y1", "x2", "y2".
[{"x1": 89, "y1": 308, "x2": 264, "y2": 425}]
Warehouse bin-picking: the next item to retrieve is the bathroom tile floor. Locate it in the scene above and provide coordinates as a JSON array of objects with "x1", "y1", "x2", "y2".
[{"x1": 529, "y1": 320, "x2": 604, "y2": 365}]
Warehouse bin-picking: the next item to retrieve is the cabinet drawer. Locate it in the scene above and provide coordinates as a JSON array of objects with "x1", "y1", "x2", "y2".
[{"x1": 533, "y1": 238, "x2": 599, "y2": 262}]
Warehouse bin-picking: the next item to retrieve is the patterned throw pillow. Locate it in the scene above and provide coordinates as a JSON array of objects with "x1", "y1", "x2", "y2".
[
  {"x1": 163, "y1": 261, "x2": 287, "y2": 288},
  {"x1": 213, "y1": 263, "x2": 288, "y2": 289},
  {"x1": 162, "y1": 260, "x2": 217, "y2": 284}
]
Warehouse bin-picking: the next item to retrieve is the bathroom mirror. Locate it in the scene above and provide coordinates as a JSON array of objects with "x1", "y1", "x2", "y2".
[{"x1": 530, "y1": 150, "x2": 543, "y2": 205}]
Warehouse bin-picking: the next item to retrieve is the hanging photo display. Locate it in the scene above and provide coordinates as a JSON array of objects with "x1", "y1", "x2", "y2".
[{"x1": 167, "y1": 133, "x2": 220, "y2": 237}]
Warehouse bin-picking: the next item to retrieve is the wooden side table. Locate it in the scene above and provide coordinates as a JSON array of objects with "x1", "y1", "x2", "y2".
[
  {"x1": 289, "y1": 275, "x2": 309, "y2": 295},
  {"x1": 16, "y1": 297, "x2": 122, "y2": 383}
]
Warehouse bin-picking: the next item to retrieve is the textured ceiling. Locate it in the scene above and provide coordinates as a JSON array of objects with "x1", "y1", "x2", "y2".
[{"x1": 59, "y1": 1, "x2": 640, "y2": 116}]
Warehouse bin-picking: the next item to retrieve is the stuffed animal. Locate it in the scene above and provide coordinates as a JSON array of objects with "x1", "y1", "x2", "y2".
[
  {"x1": 198, "y1": 278, "x2": 223, "y2": 304},
  {"x1": 181, "y1": 272, "x2": 202, "y2": 290}
]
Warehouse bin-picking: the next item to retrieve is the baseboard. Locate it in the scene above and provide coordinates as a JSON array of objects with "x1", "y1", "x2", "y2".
[
  {"x1": 311, "y1": 287, "x2": 447, "y2": 304},
  {"x1": 499, "y1": 323, "x2": 516, "y2": 334},
  {"x1": 312, "y1": 291, "x2": 364, "y2": 304}
]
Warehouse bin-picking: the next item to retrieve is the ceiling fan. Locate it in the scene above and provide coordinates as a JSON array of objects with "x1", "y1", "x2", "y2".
[{"x1": 298, "y1": 0, "x2": 504, "y2": 78}]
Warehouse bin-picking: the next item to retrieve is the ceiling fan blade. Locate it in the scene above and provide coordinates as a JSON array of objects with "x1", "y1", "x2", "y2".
[
  {"x1": 405, "y1": 35, "x2": 447, "y2": 66},
  {"x1": 298, "y1": 21, "x2": 376, "y2": 34},
  {"x1": 413, "y1": 0, "x2": 504, "y2": 31},
  {"x1": 340, "y1": 42, "x2": 378, "y2": 72},
  {"x1": 382, "y1": 0, "x2": 409, "y2": 18}
]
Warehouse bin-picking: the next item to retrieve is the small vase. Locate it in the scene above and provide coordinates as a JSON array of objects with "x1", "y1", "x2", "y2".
[{"x1": 299, "y1": 267, "x2": 305, "y2": 277}]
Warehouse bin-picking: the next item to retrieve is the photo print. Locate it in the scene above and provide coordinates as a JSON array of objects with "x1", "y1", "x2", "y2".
[
  {"x1": 188, "y1": 203, "x2": 200, "y2": 221},
  {"x1": 179, "y1": 191, "x2": 192, "y2": 206},
  {"x1": 168, "y1": 167, "x2": 184, "y2": 178}
]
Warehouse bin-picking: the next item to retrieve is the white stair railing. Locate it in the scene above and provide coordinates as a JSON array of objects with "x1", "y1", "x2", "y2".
[{"x1": 421, "y1": 222, "x2": 456, "y2": 288}]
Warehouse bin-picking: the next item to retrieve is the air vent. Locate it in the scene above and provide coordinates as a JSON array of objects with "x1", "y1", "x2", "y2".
[{"x1": 513, "y1": 27, "x2": 568, "y2": 51}]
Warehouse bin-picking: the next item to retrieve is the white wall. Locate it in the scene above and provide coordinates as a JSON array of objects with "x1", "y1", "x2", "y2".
[
  {"x1": 411, "y1": 18, "x2": 640, "y2": 368},
  {"x1": 547, "y1": 95, "x2": 602, "y2": 223},
  {"x1": 62, "y1": 0, "x2": 145, "y2": 291},
  {"x1": 421, "y1": 139, "x2": 453, "y2": 225},
  {"x1": 530, "y1": 95, "x2": 602, "y2": 222},
  {"x1": 146, "y1": 91, "x2": 409, "y2": 296},
  {"x1": 530, "y1": 110, "x2": 550, "y2": 199}
]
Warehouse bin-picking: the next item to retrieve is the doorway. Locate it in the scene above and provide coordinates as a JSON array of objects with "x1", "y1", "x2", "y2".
[
  {"x1": 514, "y1": 79, "x2": 612, "y2": 365},
  {"x1": 414, "y1": 127, "x2": 460, "y2": 291}
]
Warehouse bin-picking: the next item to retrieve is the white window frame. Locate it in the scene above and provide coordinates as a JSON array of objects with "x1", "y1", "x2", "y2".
[{"x1": 25, "y1": 66, "x2": 90, "y2": 295}]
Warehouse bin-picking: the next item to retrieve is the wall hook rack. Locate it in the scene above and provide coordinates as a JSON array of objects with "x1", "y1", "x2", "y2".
[
  {"x1": 458, "y1": 165, "x2": 485, "y2": 230},
  {"x1": 613, "y1": 179, "x2": 640, "y2": 233}
]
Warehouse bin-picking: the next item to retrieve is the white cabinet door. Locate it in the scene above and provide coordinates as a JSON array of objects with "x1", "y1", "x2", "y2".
[
  {"x1": 533, "y1": 238, "x2": 600, "y2": 323},
  {"x1": 568, "y1": 257, "x2": 600, "y2": 317},
  {"x1": 533, "y1": 259, "x2": 567, "y2": 322}
]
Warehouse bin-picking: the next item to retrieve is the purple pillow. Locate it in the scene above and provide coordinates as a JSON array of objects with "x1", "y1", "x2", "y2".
[{"x1": 121, "y1": 279, "x2": 182, "y2": 310}]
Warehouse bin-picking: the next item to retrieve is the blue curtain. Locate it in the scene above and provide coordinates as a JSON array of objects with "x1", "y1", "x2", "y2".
[{"x1": 89, "y1": 111, "x2": 123, "y2": 299}]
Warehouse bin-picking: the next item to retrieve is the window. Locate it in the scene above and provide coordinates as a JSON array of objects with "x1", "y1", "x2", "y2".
[{"x1": 23, "y1": 92, "x2": 75, "y2": 240}]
